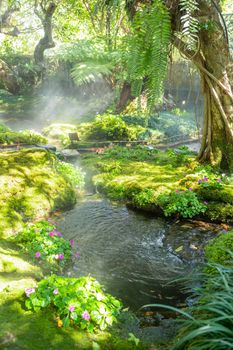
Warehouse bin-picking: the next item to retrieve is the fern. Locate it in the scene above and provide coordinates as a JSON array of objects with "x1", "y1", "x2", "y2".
[
  {"x1": 71, "y1": 60, "x2": 114, "y2": 86},
  {"x1": 128, "y1": 1, "x2": 171, "y2": 111},
  {"x1": 179, "y1": 0, "x2": 199, "y2": 51}
]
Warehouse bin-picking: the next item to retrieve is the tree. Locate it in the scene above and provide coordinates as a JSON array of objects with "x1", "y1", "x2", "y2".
[{"x1": 124, "y1": 0, "x2": 233, "y2": 171}]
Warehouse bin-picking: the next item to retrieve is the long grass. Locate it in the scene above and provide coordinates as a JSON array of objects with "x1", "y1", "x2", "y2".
[{"x1": 143, "y1": 252, "x2": 233, "y2": 350}]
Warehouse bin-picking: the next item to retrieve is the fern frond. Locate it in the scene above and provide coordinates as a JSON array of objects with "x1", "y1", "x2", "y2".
[
  {"x1": 71, "y1": 61, "x2": 114, "y2": 86},
  {"x1": 128, "y1": 0, "x2": 171, "y2": 111},
  {"x1": 179, "y1": 0, "x2": 199, "y2": 51}
]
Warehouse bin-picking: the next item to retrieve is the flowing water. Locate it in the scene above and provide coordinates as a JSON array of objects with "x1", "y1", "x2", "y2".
[{"x1": 57, "y1": 195, "x2": 215, "y2": 310}]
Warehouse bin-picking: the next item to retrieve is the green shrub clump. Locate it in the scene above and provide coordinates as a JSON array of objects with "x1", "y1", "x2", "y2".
[
  {"x1": 24, "y1": 275, "x2": 122, "y2": 332},
  {"x1": 55, "y1": 161, "x2": 85, "y2": 188},
  {"x1": 85, "y1": 114, "x2": 144, "y2": 141},
  {"x1": 0, "y1": 129, "x2": 47, "y2": 145},
  {"x1": 157, "y1": 189, "x2": 207, "y2": 218},
  {"x1": 14, "y1": 221, "x2": 77, "y2": 268},
  {"x1": 205, "y1": 231, "x2": 233, "y2": 267}
]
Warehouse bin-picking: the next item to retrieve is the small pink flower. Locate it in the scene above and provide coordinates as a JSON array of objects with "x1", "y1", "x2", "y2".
[
  {"x1": 53, "y1": 288, "x2": 59, "y2": 295},
  {"x1": 25, "y1": 288, "x2": 35, "y2": 297},
  {"x1": 54, "y1": 254, "x2": 59, "y2": 260},
  {"x1": 82, "y1": 310, "x2": 90, "y2": 321},
  {"x1": 35, "y1": 252, "x2": 41, "y2": 258},
  {"x1": 175, "y1": 190, "x2": 180, "y2": 193},
  {"x1": 217, "y1": 178, "x2": 222, "y2": 182},
  {"x1": 188, "y1": 188, "x2": 193, "y2": 191},
  {"x1": 58, "y1": 253, "x2": 64, "y2": 260},
  {"x1": 73, "y1": 252, "x2": 79, "y2": 258},
  {"x1": 68, "y1": 305, "x2": 75, "y2": 312},
  {"x1": 70, "y1": 239, "x2": 74, "y2": 246},
  {"x1": 198, "y1": 179, "x2": 202, "y2": 184},
  {"x1": 56, "y1": 232, "x2": 63, "y2": 238},
  {"x1": 49, "y1": 231, "x2": 55, "y2": 237}
]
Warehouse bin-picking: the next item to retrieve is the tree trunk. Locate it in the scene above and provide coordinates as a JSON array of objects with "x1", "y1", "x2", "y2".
[
  {"x1": 169, "y1": 0, "x2": 233, "y2": 171},
  {"x1": 0, "y1": 59, "x2": 20, "y2": 94},
  {"x1": 196, "y1": 1, "x2": 233, "y2": 171},
  {"x1": 116, "y1": 82, "x2": 133, "y2": 111},
  {"x1": 34, "y1": 2, "x2": 57, "y2": 74}
]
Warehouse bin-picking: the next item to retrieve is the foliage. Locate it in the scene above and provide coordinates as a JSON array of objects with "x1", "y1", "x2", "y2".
[
  {"x1": 197, "y1": 175, "x2": 223, "y2": 190},
  {"x1": 0, "y1": 129, "x2": 47, "y2": 145},
  {"x1": 128, "y1": 1, "x2": 171, "y2": 110},
  {"x1": 131, "y1": 189, "x2": 157, "y2": 208},
  {"x1": 205, "y1": 231, "x2": 233, "y2": 268},
  {"x1": 24, "y1": 274, "x2": 122, "y2": 332},
  {"x1": 166, "y1": 147, "x2": 193, "y2": 166},
  {"x1": 171, "y1": 261, "x2": 233, "y2": 350},
  {"x1": 179, "y1": 0, "x2": 199, "y2": 50},
  {"x1": 55, "y1": 161, "x2": 85, "y2": 188},
  {"x1": 157, "y1": 189, "x2": 207, "y2": 218},
  {"x1": 103, "y1": 145, "x2": 159, "y2": 161},
  {"x1": 43, "y1": 123, "x2": 79, "y2": 146},
  {"x1": 206, "y1": 202, "x2": 233, "y2": 223},
  {"x1": 71, "y1": 61, "x2": 114, "y2": 86},
  {"x1": 13, "y1": 221, "x2": 75, "y2": 268},
  {"x1": 84, "y1": 114, "x2": 145, "y2": 141},
  {"x1": 0, "y1": 123, "x2": 11, "y2": 132}
]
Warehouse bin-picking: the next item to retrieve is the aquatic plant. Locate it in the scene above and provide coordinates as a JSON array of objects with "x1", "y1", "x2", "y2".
[{"x1": 24, "y1": 275, "x2": 122, "y2": 332}]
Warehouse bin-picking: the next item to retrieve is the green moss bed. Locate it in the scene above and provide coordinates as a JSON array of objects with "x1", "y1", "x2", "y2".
[
  {"x1": 0, "y1": 148, "x2": 78, "y2": 237},
  {"x1": 81, "y1": 146, "x2": 233, "y2": 223}
]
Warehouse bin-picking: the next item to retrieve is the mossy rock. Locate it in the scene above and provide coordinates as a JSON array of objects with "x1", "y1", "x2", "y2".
[{"x1": 205, "y1": 202, "x2": 233, "y2": 223}]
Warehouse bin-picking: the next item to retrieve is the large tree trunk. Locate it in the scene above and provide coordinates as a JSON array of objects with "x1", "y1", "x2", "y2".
[
  {"x1": 169, "y1": 0, "x2": 233, "y2": 171},
  {"x1": 196, "y1": 1, "x2": 233, "y2": 171}
]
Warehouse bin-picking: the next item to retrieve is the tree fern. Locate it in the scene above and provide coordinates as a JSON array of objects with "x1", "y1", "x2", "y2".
[
  {"x1": 179, "y1": 0, "x2": 199, "y2": 51},
  {"x1": 128, "y1": 1, "x2": 171, "y2": 111}
]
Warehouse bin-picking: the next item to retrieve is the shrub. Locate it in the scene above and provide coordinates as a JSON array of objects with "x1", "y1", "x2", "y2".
[
  {"x1": 157, "y1": 189, "x2": 207, "y2": 218},
  {"x1": 205, "y1": 202, "x2": 233, "y2": 223},
  {"x1": 13, "y1": 221, "x2": 76, "y2": 268},
  {"x1": 132, "y1": 188, "x2": 157, "y2": 208},
  {"x1": 0, "y1": 130, "x2": 47, "y2": 145},
  {"x1": 205, "y1": 231, "x2": 233, "y2": 267},
  {"x1": 24, "y1": 274, "x2": 122, "y2": 331},
  {"x1": 55, "y1": 161, "x2": 84, "y2": 188},
  {"x1": 84, "y1": 114, "x2": 144, "y2": 141}
]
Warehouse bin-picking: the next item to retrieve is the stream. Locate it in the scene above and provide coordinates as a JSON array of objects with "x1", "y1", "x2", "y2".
[{"x1": 56, "y1": 160, "x2": 216, "y2": 311}]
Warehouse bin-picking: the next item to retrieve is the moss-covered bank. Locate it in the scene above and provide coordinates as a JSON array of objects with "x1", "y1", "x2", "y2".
[
  {"x1": 0, "y1": 148, "x2": 77, "y2": 237},
  {"x1": 81, "y1": 146, "x2": 233, "y2": 223}
]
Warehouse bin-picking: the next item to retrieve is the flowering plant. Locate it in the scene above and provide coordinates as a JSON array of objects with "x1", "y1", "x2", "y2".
[
  {"x1": 24, "y1": 275, "x2": 122, "y2": 332},
  {"x1": 13, "y1": 221, "x2": 77, "y2": 268}
]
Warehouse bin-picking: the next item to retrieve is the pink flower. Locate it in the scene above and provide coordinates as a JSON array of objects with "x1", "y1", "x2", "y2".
[
  {"x1": 25, "y1": 288, "x2": 35, "y2": 297},
  {"x1": 217, "y1": 178, "x2": 222, "y2": 182},
  {"x1": 68, "y1": 305, "x2": 75, "y2": 312},
  {"x1": 54, "y1": 254, "x2": 59, "y2": 260},
  {"x1": 35, "y1": 252, "x2": 41, "y2": 258},
  {"x1": 56, "y1": 232, "x2": 63, "y2": 238},
  {"x1": 49, "y1": 231, "x2": 55, "y2": 237},
  {"x1": 203, "y1": 176, "x2": 208, "y2": 182},
  {"x1": 82, "y1": 310, "x2": 90, "y2": 321},
  {"x1": 53, "y1": 289, "x2": 59, "y2": 295},
  {"x1": 73, "y1": 252, "x2": 79, "y2": 258},
  {"x1": 175, "y1": 190, "x2": 180, "y2": 193},
  {"x1": 198, "y1": 179, "x2": 202, "y2": 184},
  {"x1": 188, "y1": 188, "x2": 193, "y2": 191},
  {"x1": 58, "y1": 253, "x2": 64, "y2": 260},
  {"x1": 70, "y1": 239, "x2": 74, "y2": 246}
]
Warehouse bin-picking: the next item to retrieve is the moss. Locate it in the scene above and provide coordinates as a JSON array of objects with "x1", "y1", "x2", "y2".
[
  {"x1": 204, "y1": 231, "x2": 233, "y2": 269},
  {"x1": 198, "y1": 186, "x2": 233, "y2": 204},
  {"x1": 205, "y1": 202, "x2": 233, "y2": 223},
  {"x1": 0, "y1": 149, "x2": 77, "y2": 237}
]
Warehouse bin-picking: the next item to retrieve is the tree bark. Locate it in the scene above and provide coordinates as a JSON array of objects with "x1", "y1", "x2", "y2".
[
  {"x1": 34, "y1": 1, "x2": 57, "y2": 73},
  {"x1": 116, "y1": 82, "x2": 133, "y2": 111},
  {"x1": 0, "y1": 59, "x2": 20, "y2": 94},
  {"x1": 169, "y1": 0, "x2": 233, "y2": 171}
]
